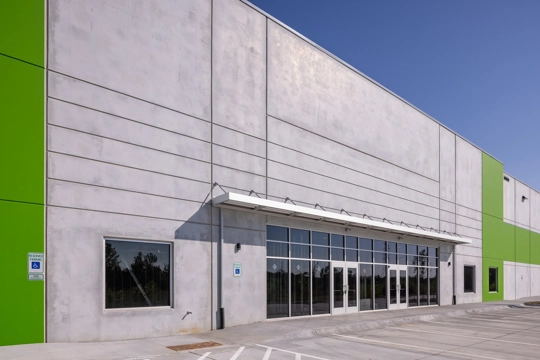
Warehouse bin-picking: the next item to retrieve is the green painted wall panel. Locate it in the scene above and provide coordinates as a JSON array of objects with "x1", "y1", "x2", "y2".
[
  {"x1": 482, "y1": 258, "x2": 504, "y2": 302},
  {"x1": 515, "y1": 227, "x2": 530, "y2": 264},
  {"x1": 531, "y1": 232, "x2": 540, "y2": 266},
  {"x1": 0, "y1": 0, "x2": 45, "y2": 346},
  {"x1": 0, "y1": 55, "x2": 44, "y2": 205},
  {"x1": 482, "y1": 153, "x2": 504, "y2": 220},
  {"x1": 481, "y1": 151, "x2": 540, "y2": 301},
  {"x1": 0, "y1": 200, "x2": 44, "y2": 346},
  {"x1": 0, "y1": 0, "x2": 44, "y2": 66},
  {"x1": 482, "y1": 213, "x2": 515, "y2": 261}
]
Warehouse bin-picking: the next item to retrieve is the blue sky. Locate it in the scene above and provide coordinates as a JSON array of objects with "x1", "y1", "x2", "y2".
[{"x1": 249, "y1": 0, "x2": 540, "y2": 191}]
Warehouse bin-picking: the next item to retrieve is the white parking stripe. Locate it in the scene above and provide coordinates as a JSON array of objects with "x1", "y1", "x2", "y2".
[
  {"x1": 387, "y1": 326, "x2": 540, "y2": 347},
  {"x1": 256, "y1": 345, "x2": 330, "y2": 360},
  {"x1": 333, "y1": 334, "x2": 505, "y2": 360},
  {"x1": 229, "y1": 346, "x2": 245, "y2": 360},
  {"x1": 261, "y1": 347, "x2": 272, "y2": 360},
  {"x1": 196, "y1": 353, "x2": 211, "y2": 360},
  {"x1": 462, "y1": 316, "x2": 540, "y2": 326},
  {"x1": 425, "y1": 319, "x2": 540, "y2": 334}
]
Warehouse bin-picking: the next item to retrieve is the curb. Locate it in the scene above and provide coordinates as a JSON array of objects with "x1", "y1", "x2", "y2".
[{"x1": 275, "y1": 304, "x2": 515, "y2": 340}]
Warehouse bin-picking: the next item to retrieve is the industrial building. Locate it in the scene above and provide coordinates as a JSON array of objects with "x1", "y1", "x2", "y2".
[{"x1": 1, "y1": 0, "x2": 539, "y2": 347}]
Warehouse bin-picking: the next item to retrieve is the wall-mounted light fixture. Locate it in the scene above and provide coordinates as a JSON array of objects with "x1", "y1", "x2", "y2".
[
  {"x1": 522, "y1": 196, "x2": 528, "y2": 202},
  {"x1": 235, "y1": 243, "x2": 241, "y2": 253},
  {"x1": 448, "y1": 261, "x2": 452, "y2": 267},
  {"x1": 397, "y1": 236, "x2": 404, "y2": 240}
]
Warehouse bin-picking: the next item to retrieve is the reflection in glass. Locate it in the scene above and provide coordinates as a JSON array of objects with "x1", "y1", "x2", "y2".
[
  {"x1": 389, "y1": 269, "x2": 397, "y2": 305},
  {"x1": 331, "y1": 234, "x2": 344, "y2": 248},
  {"x1": 346, "y1": 236, "x2": 358, "y2": 249},
  {"x1": 489, "y1": 267, "x2": 498, "y2": 292},
  {"x1": 312, "y1": 261, "x2": 330, "y2": 315},
  {"x1": 348, "y1": 267, "x2": 357, "y2": 307},
  {"x1": 360, "y1": 264, "x2": 373, "y2": 311},
  {"x1": 267, "y1": 259, "x2": 289, "y2": 318},
  {"x1": 398, "y1": 243, "x2": 407, "y2": 254},
  {"x1": 331, "y1": 248, "x2": 344, "y2": 261},
  {"x1": 429, "y1": 268, "x2": 438, "y2": 305},
  {"x1": 291, "y1": 244, "x2": 309, "y2": 259},
  {"x1": 334, "y1": 267, "x2": 344, "y2": 308},
  {"x1": 312, "y1": 232, "x2": 330, "y2": 246},
  {"x1": 360, "y1": 251, "x2": 372, "y2": 263},
  {"x1": 105, "y1": 240, "x2": 171, "y2": 309},
  {"x1": 400, "y1": 270, "x2": 407, "y2": 304},
  {"x1": 267, "y1": 241, "x2": 288, "y2": 258},
  {"x1": 428, "y1": 247, "x2": 437, "y2": 257},
  {"x1": 387, "y1": 242, "x2": 397, "y2": 253},
  {"x1": 374, "y1": 265, "x2": 387, "y2": 310},
  {"x1": 398, "y1": 255, "x2": 407, "y2": 265},
  {"x1": 407, "y1": 244, "x2": 417, "y2": 255},
  {"x1": 374, "y1": 240, "x2": 386, "y2": 252},
  {"x1": 374, "y1": 252, "x2": 386, "y2": 264},
  {"x1": 291, "y1": 228, "x2": 310, "y2": 244},
  {"x1": 360, "y1": 238, "x2": 372, "y2": 250},
  {"x1": 464, "y1": 266, "x2": 475, "y2": 293},
  {"x1": 346, "y1": 249, "x2": 358, "y2": 262},
  {"x1": 388, "y1": 253, "x2": 397, "y2": 264},
  {"x1": 408, "y1": 266, "x2": 418, "y2": 307},
  {"x1": 418, "y1": 246, "x2": 428, "y2": 256},
  {"x1": 428, "y1": 257, "x2": 437, "y2": 267},
  {"x1": 267, "y1": 225, "x2": 288, "y2": 242},
  {"x1": 408, "y1": 254, "x2": 418, "y2": 266},
  {"x1": 291, "y1": 260, "x2": 311, "y2": 316},
  {"x1": 419, "y1": 267, "x2": 429, "y2": 306},
  {"x1": 312, "y1": 246, "x2": 330, "y2": 260}
]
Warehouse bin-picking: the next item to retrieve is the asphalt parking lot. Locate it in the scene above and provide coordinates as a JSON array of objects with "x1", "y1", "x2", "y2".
[
  {"x1": 175, "y1": 305, "x2": 540, "y2": 360},
  {"x1": 3, "y1": 301, "x2": 540, "y2": 360}
]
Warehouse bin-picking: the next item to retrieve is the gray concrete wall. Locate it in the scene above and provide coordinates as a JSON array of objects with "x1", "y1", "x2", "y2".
[
  {"x1": 47, "y1": 0, "x2": 213, "y2": 342},
  {"x1": 515, "y1": 181, "x2": 531, "y2": 228},
  {"x1": 503, "y1": 174, "x2": 516, "y2": 224},
  {"x1": 45, "y1": 0, "x2": 522, "y2": 342}
]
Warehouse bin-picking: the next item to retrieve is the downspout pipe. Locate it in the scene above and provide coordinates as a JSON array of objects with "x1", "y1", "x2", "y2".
[
  {"x1": 453, "y1": 244, "x2": 456, "y2": 305},
  {"x1": 219, "y1": 208, "x2": 225, "y2": 329}
]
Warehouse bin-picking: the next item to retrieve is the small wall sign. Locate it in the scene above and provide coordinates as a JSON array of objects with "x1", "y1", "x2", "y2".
[
  {"x1": 233, "y1": 262, "x2": 242, "y2": 277},
  {"x1": 28, "y1": 252, "x2": 44, "y2": 281}
]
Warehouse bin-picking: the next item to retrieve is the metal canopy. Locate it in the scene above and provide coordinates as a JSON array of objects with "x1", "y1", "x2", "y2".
[{"x1": 212, "y1": 192, "x2": 472, "y2": 245}]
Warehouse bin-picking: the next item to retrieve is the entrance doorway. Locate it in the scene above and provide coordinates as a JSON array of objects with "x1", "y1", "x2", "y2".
[
  {"x1": 332, "y1": 261, "x2": 358, "y2": 314},
  {"x1": 388, "y1": 265, "x2": 407, "y2": 310}
]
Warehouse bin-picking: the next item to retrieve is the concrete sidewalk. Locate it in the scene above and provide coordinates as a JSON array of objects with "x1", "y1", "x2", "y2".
[{"x1": 2, "y1": 297, "x2": 539, "y2": 360}]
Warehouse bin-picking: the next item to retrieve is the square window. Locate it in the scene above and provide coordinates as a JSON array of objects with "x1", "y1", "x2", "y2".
[
  {"x1": 312, "y1": 231, "x2": 330, "y2": 246},
  {"x1": 291, "y1": 228, "x2": 310, "y2": 244},
  {"x1": 346, "y1": 236, "x2": 358, "y2": 249},
  {"x1": 464, "y1": 266, "x2": 475, "y2": 293},
  {"x1": 331, "y1": 234, "x2": 344, "y2": 248},
  {"x1": 267, "y1": 225, "x2": 288, "y2": 242},
  {"x1": 489, "y1": 267, "x2": 498, "y2": 292},
  {"x1": 105, "y1": 239, "x2": 171, "y2": 309}
]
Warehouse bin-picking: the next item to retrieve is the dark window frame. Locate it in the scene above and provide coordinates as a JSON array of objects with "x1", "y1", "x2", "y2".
[
  {"x1": 105, "y1": 238, "x2": 173, "y2": 309},
  {"x1": 464, "y1": 265, "x2": 475, "y2": 293},
  {"x1": 489, "y1": 267, "x2": 498, "y2": 293}
]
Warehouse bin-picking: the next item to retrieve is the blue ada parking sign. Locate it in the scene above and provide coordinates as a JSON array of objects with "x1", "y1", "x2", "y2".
[
  {"x1": 28, "y1": 252, "x2": 44, "y2": 276},
  {"x1": 233, "y1": 262, "x2": 242, "y2": 277}
]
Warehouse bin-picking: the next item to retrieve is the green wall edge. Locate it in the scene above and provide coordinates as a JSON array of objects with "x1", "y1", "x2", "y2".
[{"x1": 0, "y1": 0, "x2": 45, "y2": 346}]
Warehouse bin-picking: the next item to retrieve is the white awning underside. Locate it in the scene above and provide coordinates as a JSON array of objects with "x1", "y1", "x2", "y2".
[{"x1": 212, "y1": 192, "x2": 471, "y2": 245}]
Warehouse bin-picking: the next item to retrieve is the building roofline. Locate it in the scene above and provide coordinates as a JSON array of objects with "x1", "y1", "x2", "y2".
[{"x1": 241, "y1": 0, "x2": 504, "y2": 165}]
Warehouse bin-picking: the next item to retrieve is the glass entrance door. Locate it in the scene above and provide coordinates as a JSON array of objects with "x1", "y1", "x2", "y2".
[
  {"x1": 332, "y1": 261, "x2": 358, "y2": 314},
  {"x1": 388, "y1": 265, "x2": 407, "y2": 310}
]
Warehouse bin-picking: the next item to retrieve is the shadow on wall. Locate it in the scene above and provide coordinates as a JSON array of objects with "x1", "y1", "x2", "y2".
[{"x1": 174, "y1": 202, "x2": 213, "y2": 243}]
